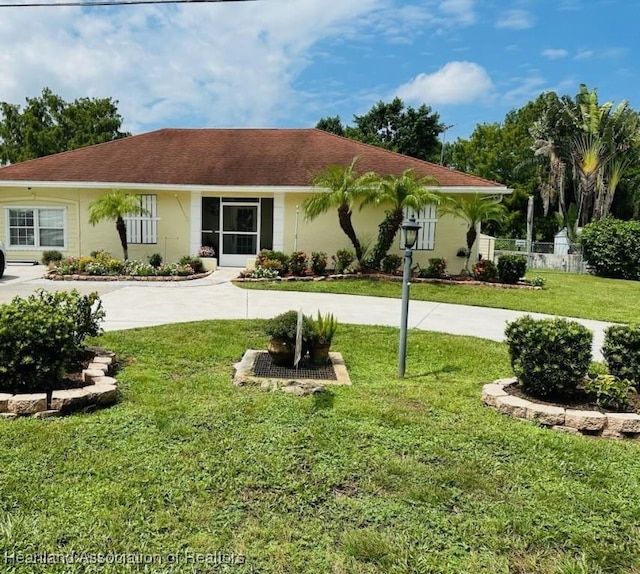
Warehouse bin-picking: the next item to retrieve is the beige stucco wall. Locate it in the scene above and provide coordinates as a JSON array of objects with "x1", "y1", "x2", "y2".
[
  {"x1": 0, "y1": 186, "x2": 486, "y2": 272},
  {"x1": 282, "y1": 193, "x2": 480, "y2": 272},
  {"x1": 0, "y1": 187, "x2": 81, "y2": 262},
  {"x1": 0, "y1": 186, "x2": 191, "y2": 264}
]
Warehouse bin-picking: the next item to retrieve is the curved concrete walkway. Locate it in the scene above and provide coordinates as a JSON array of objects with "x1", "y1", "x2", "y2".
[{"x1": 0, "y1": 264, "x2": 612, "y2": 360}]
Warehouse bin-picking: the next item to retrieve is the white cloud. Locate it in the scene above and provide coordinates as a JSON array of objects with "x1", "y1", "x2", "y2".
[
  {"x1": 575, "y1": 49, "x2": 595, "y2": 60},
  {"x1": 542, "y1": 49, "x2": 568, "y2": 60},
  {"x1": 573, "y1": 47, "x2": 625, "y2": 62},
  {"x1": 360, "y1": 4, "x2": 435, "y2": 42},
  {"x1": 439, "y1": 0, "x2": 475, "y2": 26},
  {"x1": 501, "y1": 75, "x2": 547, "y2": 105},
  {"x1": 0, "y1": 0, "x2": 399, "y2": 132},
  {"x1": 395, "y1": 61, "x2": 493, "y2": 105},
  {"x1": 558, "y1": 0, "x2": 580, "y2": 10},
  {"x1": 496, "y1": 9, "x2": 535, "y2": 30}
]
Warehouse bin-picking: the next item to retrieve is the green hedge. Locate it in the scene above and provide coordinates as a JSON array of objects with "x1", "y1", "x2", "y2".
[
  {"x1": 0, "y1": 290, "x2": 104, "y2": 394},
  {"x1": 497, "y1": 254, "x2": 527, "y2": 284},
  {"x1": 602, "y1": 324, "x2": 640, "y2": 386},
  {"x1": 579, "y1": 217, "x2": 640, "y2": 279},
  {"x1": 505, "y1": 315, "x2": 592, "y2": 398}
]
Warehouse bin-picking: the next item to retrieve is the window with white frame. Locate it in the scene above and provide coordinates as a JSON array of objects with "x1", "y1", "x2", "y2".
[
  {"x1": 124, "y1": 194, "x2": 158, "y2": 244},
  {"x1": 7, "y1": 207, "x2": 66, "y2": 248},
  {"x1": 404, "y1": 204, "x2": 437, "y2": 250}
]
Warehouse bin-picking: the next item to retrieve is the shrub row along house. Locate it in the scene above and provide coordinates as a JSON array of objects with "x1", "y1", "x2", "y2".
[{"x1": 0, "y1": 128, "x2": 510, "y2": 268}]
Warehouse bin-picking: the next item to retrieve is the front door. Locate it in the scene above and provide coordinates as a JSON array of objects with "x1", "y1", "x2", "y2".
[{"x1": 220, "y1": 202, "x2": 259, "y2": 267}]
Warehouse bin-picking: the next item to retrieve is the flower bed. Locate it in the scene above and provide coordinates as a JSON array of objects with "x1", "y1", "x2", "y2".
[
  {"x1": 46, "y1": 252, "x2": 213, "y2": 281},
  {"x1": 238, "y1": 250, "x2": 542, "y2": 288},
  {"x1": 483, "y1": 378, "x2": 640, "y2": 439},
  {"x1": 46, "y1": 270, "x2": 212, "y2": 282},
  {"x1": 234, "y1": 272, "x2": 542, "y2": 289}
]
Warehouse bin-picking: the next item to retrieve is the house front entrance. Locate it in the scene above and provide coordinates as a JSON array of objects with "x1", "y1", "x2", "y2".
[{"x1": 201, "y1": 197, "x2": 273, "y2": 267}]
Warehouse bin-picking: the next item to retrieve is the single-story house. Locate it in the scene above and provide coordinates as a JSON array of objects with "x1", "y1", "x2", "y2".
[{"x1": 0, "y1": 128, "x2": 510, "y2": 268}]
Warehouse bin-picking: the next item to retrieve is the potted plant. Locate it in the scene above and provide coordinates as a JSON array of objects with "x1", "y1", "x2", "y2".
[
  {"x1": 310, "y1": 311, "x2": 338, "y2": 365},
  {"x1": 198, "y1": 245, "x2": 217, "y2": 271},
  {"x1": 265, "y1": 310, "x2": 314, "y2": 367}
]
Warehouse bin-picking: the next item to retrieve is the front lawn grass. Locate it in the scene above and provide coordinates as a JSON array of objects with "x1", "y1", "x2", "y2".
[
  {"x1": 1, "y1": 320, "x2": 639, "y2": 573},
  {"x1": 237, "y1": 270, "x2": 640, "y2": 324}
]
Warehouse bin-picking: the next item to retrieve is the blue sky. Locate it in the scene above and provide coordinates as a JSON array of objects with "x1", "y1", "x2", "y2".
[{"x1": 0, "y1": 0, "x2": 637, "y2": 142}]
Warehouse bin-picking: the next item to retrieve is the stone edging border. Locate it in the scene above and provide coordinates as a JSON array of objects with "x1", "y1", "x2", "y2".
[
  {"x1": 482, "y1": 378, "x2": 640, "y2": 439},
  {"x1": 235, "y1": 274, "x2": 540, "y2": 289},
  {"x1": 0, "y1": 354, "x2": 119, "y2": 419},
  {"x1": 45, "y1": 270, "x2": 213, "y2": 282}
]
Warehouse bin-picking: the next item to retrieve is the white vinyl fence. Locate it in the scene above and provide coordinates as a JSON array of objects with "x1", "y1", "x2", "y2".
[{"x1": 494, "y1": 238, "x2": 585, "y2": 273}]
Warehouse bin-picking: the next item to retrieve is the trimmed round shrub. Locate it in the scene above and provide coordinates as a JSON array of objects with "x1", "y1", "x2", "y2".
[
  {"x1": 497, "y1": 254, "x2": 527, "y2": 283},
  {"x1": 579, "y1": 217, "x2": 640, "y2": 279},
  {"x1": 381, "y1": 254, "x2": 402, "y2": 274},
  {"x1": 311, "y1": 251, "x2": 328, "y2": 275},
  {"x1": 0, "y1": 290, "x2": 104, "y2": 393},
  {"x1": 288, "y1": 251, "x2": 308, "y2": 276},
  {"x1": 148, "y1": 253, "x2": 163, "y2": 268},
  {"x1": 472, "y1": 259, "x2": 497, "y2": 281},
  {"x1": 41, "y1": 250, "x2": 63, "y2": 266},
  {"x1": 602, "y1": 324, "x2": 640, "y2": 387},
  {"x1": 505, "y1": 315, "x2": 592, "y2": 398},
  {"x1": 418, "y1": 257, "x2": 447, "y2": 278}
]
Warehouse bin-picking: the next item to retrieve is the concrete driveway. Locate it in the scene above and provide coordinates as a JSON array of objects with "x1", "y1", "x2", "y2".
[
  {"x1": 0, "y1": 264, "x2": 612, "y2": 360},
  {"x1": 0, "y1": 263, "x2": 124, "y2": 301}
]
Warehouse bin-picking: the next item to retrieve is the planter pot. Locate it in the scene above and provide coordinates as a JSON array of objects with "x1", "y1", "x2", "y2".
[
  {"x1": 267, "y1": 337, "x2": 296, "y2": 367},
  {"x1": 310, "y1": 342, "x2": 331, "y2": 366},
  {"x1": 201, "y1": 257, "x2": 217, "y2": 272}
]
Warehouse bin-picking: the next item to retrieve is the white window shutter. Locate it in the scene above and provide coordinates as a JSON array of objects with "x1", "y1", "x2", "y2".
[
  {"x1": 403, "y1": 204, "x2": 437, "y2": 250},
  {"x1": 125, "y1": 195, "x2": 159, "y2": 245}
]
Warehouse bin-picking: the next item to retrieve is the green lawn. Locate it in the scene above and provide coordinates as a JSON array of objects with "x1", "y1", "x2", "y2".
[
  {"x1": 1, "y1": 321, "x2": 639, "y2": 573},
  {"x1": 237, "y1": 271, "x2": 640, "y2": 324}
]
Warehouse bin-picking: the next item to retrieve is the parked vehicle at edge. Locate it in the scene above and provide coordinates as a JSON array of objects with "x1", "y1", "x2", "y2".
[{"x1": 0, "y1": 241, "x2": 5, "y2": 278}]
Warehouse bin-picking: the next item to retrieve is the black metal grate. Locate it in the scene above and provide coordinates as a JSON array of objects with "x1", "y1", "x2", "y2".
[{"x1": 253, "y1": 352, "x2": 337, "y2": 381}]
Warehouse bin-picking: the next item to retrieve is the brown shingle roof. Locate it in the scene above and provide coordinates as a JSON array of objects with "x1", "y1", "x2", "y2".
[{"x1": 0, "y1": 128, "x2": 506, "y2": 189}]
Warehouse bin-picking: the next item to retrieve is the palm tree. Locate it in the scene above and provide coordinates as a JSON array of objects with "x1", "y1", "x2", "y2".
[
  {"x1": 88, "y1": 189, "x2": 148, "y2": 260},
  {"x1": 439, "y1": 194, "x2": 506, "y2": 271},
  {"x1": 361, "y1": 169, "x2": 440, "y2": 269},
  {"x1": 304, "y1": 157, "x2": 378, "y2": 263},
  {"x1": 532, "y1": 85, "x2": 639, "y2": 228}
]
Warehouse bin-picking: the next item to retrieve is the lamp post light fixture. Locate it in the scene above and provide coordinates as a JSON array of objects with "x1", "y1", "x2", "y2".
[{"x1": 398, "y1": 217, "x2": 421, "y2": 378}]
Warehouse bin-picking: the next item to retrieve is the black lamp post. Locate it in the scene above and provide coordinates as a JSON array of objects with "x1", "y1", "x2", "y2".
[{"x1": 398, "y1": 217, "x2": 421, "y2": 378}]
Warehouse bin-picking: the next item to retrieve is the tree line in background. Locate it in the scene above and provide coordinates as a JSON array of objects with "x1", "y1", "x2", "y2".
[
  {"x1": 316, "y1": 85, "x2": 640, "y2": 242},
  {"x1": 3, "y1": 85, "x2": 640, "y2": 245},
  {"x1": 0, "y1": 87, "x2": 129, "y2": 166}
]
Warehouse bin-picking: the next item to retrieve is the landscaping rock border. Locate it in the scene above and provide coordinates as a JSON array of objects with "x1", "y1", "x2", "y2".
[
  {"x1": 482, "y1": 378, "x2": 640, "y2": 439},
  {"x1": 45, "y1": 271, "x2": 213, "y2": 282},
  {"x1": 0, "y1": 352, "x2": 119, "y2": 420}
]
